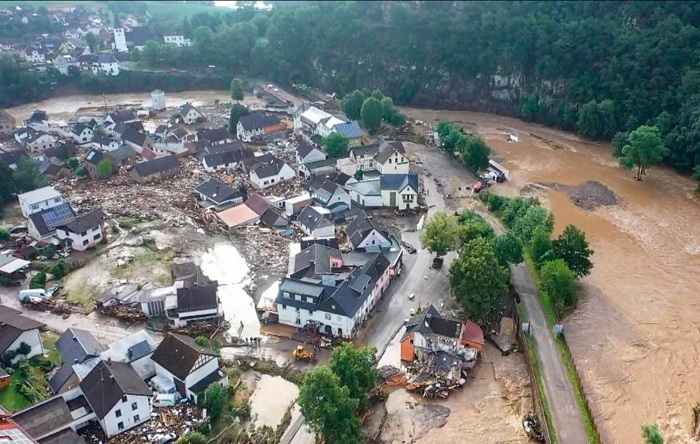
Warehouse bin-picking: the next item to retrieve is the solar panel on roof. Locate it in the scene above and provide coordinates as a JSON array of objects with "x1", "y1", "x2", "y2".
[
  {"x1": 128, "y1": 340, "x2": 152, "y2": 360},
  {"x1": 87, "y1": 151, "x2": 95, "y2": 160},
  {"x1": 42, "y1": 203, "x2": 75, "y2": 229}
]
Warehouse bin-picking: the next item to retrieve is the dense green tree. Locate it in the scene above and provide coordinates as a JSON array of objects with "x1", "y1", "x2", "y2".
[
  {"x1": 340, "y1": 90, "x2": 365, "y2": 121},
  {"x1": 553, "y1": 225, "x2": 594, "y2": 278},
  {"x1": 176, "y1": 432, "x2": 207, "y2": 444},
  {"x1": 641, "y1": 424, "x2": 664, "y2": 444},
  {"x1": 298, "y1": 367, "x2": 362, "y2": 444},
  {"x1": 321, "y1": 133, "x2": 349, "y2": 158},
  {"x1": 540, "y1": 259, "x2": 578, "y2": 312},
  {"x1": 0, "y1": 159, "x2": 15, "y2": 203},
  {"x1": 29, "y1": 272, "x2": 46, "y2": 290},
  {"x1": 142, "y1": 40, "x2": 160, "y2": 67},
  {"x1": 618, "y1": 125, "x2": 668, "y2": 181},
  {"x1": 456, "y1": 219, "x2": 494, "y2": 250},
  {"x1": 13, "y1": 157, "x2": 46, "y2": 193},
  {"x1": 228, "y1": 104, "x2": 249, "y2": 135},
  {"x1": 96, "y1": 158, "x2": 113, "y2": 179},
  {"x1": 460, "y1": 136, "x2": 491, "y2": 172},
  {"x1": 75, "y1": 165, "x2": 88, "y2": 178},
  {"x1": 86, "y1": 33, "x2": 98, "y2": 53},
  {"x1": 577, "y1": 99, "x2": 617, "y2": 139},
  {"x1": 0, "y1": 229, "x2": 9, "y2": 241},
  {"x1": 230, "y1": 78, "x2": 244, "y2": 101},
  {"x1": 329, "y1": 343, "x2": 377, "y2": 409},
  {"x1": 530, "y1": 226, "x2": 556, "y2": 267},
  {"x1": 511, "y1": 205, "x2": 554, "y2": 245},
  {"x1": 448, "y1": 238, "x2": 509, "y2": 320},
  {"x1": 360, "y1": 97, "x2": 382, "y2": 134},
  {"x1": 203, "y1": 383, "x2": 229, "y2": 421},
  {"x1": 420, "y1": 212, "x2": 458, "y2": 257},
  {"x1": 494, "y1": 232, "x2": 523, "y2": 265}
]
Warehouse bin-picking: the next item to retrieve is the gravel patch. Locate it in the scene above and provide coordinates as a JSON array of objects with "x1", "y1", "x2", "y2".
[{"x1": 540, "y1": 180, "x2": 618, "y2": 211}]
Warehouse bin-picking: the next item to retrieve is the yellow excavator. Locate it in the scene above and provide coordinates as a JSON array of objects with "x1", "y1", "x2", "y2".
[{"x1": 292, "y1": 345, "x2": 316, "y2": 362}]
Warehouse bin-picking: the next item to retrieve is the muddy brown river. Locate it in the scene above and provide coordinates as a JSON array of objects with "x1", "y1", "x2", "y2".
[{"x1": 404, "y1": 108, "x2": 700, "y2": 443}]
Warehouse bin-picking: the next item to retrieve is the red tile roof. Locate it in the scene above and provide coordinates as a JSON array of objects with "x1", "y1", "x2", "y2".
[{"x1": 461, "y1": 320, "x2": 485, "y2": 348}]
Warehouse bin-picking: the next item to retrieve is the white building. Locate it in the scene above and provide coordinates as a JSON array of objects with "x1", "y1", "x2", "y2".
[
  {"x1": 375, "y1": 141, "x2": 409, "y2": 174},
  {"x1": 380, "y1": 174, "x2": 419, "y2": 209},
  {"x1": 346, "y1": 210, "x2": 391, "y2": 251},
  {"x1": 248, "y1": 155, "x2": 296, "y2": 190},
  {"x1": 166, "y1": 284, "x2": 222, "y2": 328},
  {"x1": 236, "y1": 114, "x2": 283, "y2": 142},
  {"x1": 179, "y1": 103, "x2": 203, "y2": 125},
  {"x1": 71, "y1": 123, "x2": 93, "y2": 144},
  {"x1": 150, "y1": 333, "x2": 228, "y2": 401},
  {"x1": 0, "y1": 305, "x2": 45, "y2": 364},
  {"x1": 56, "y1": 208, "x2": 105, "y2": 251},
  {"x1": 79, "y1": 360, "x2": 152, "y2": 438},
  {"x1": 295, "y1": 140, "x2": 326, "y2": 166},
  {"x1": 344, "y1": 178, "x2": 383, "y2": 208},
  {"x1": 95, "y1": 54, "x2": 120, "y2": 76},
  {"x1": 163, "y1": 34, "x2": 191, "y2": 47},
  {"x1": 296, "y1": 206, "x2": 335, "y2": 238},
  {"x1": 24, "y1": 48, "x2": 45, "y2": 64},
  {"x1": 18, "y1": 186, "x2": 64, "y2": 217},
  {"x1": 309, "y1": 180, "x2": 352, "y2": 213},
  {"x1": 150, "y1": 90, "x2": 165, "y2": 111},
  {"x1": 114, "y1": 28, "x2": 128, "y2": 53}
]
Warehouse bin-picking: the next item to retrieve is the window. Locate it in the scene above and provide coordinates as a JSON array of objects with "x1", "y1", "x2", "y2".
[
  {"x1": 117, "y1": 422, "x2": 124, "y2": 430},
  {"x1": 371, "y1": 240, "x2": 375, "y2": 245},
  {"x1": 121, "y1": 395, "x2": 127, "y2": 402},
  {"x1": 307, "y1": 297, "x2": 313, "y2": 303},
  {"x1": 93, "y1": 233, "x2": 101, "y2": 240},
  {"x1": 308, "y1": 310, "x2": 314, "y2": 315},
  {"x1": 131, "y1": 402, "x2": 137, "y2": 411},
  {"x1": 295, "y1": 307, "x2": 300, "y2": 313},
  {"x1": 133, "y1": 414, "x2": 140, "y2": 422},
  {"x1": 81, "y1": 231, "x2": 87, "y2": 236},
  {"x1": 325, "y1": 313, "x2": 331, "y2": 320},
  {"x1": 282, "y1": 304, "x2": 287, "y2": 309},
  {"x1": 331, "y1": 304, "x2": 336, "y2": 309},
  {"x1": 388, "y1": 158, "x2": 392, "y2": 164},
  {"x1": 283, "y1": 292, "x2": 289, "y2": 298},
  {"x1": 31, "y1": 204, "x2": 38, "y2": 210},
  {"x1": 54, "y1": 198, "x2": 61, "y2": 203},
  {"x1": 115, "y1": 409, "x2": 122, "y2": 418},
  {"x1": 82, "y1": 239, "x2": 89, "y2": 246}
]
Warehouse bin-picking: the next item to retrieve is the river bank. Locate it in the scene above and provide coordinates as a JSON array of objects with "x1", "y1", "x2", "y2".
[{"x1": 402, "y1": 107, "x2": 700, "y2": 443}]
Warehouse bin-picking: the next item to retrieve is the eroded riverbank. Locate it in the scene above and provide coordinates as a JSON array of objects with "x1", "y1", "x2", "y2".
[{"x1": 403, "y1": 107, "x2": 700, "y2": 443}]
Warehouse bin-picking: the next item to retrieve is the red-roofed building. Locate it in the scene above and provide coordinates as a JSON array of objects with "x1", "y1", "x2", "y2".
[{"x1": 461, "y1": 320, "x2": 484, "y2": 351}]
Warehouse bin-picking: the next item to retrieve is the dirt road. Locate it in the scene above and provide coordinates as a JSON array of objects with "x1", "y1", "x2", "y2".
[{"x1": 403, "y1": 107, "x2": 700, "y2": 443}]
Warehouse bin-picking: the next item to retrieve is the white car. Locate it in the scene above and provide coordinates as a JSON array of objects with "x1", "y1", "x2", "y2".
[{"x1": 408, "y1": 293, "x2": 415, "y2": 300}]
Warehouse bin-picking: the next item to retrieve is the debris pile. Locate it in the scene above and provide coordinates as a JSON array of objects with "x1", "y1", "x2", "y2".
[
  {"x1": 230, "y1": 227, "x2": 292, "y2": 274},
  {"x1": 540, "y1": 180, "x2": 618, "y2": 211},
  {"x1": 99, "y1": 305, "x2": 147, "y2": 324},
  {"x1": 21, "y1": 299, "x2": 73, "y2": 316},
  {"x1": 163, "y1": 320, "x2": 230, "y2": 338},
  {"x1": 81, "y1": 402, "x2": 207, "y2": 444}
]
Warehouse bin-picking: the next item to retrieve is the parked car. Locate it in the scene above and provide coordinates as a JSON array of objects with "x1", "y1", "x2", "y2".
[
  {"x1": 46, "y1": 284, "x2": 61, "y2": 298},
  {"x1": 158, "y1": 433, "x2": 178, "y2": 444}
]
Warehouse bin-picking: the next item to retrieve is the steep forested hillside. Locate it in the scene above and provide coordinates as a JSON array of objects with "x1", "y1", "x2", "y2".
[{"x1": 6, "y1": 1, "x2": 700, "y2": 176}]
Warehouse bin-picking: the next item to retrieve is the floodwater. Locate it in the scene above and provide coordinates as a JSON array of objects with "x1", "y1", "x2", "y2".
[
  {"x1": 200, "y1": 243, "x2": 260, "y2": 340},
  {"x1": 249, "y1": 374, "x2": 299, "y2": 428},
  {"x1": 403, "y1": 107, "x2": 700, "y2": 443}
]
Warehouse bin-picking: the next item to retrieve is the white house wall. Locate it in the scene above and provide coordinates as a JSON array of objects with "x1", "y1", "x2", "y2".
[
  {"x1": 56, "y1": 224, "x2": 103, "y2": 251},
  {"x1": 19, "y1": 195, "x2": 64, "y2": 218},
  {"x1": 358, "y1": 229, "x2": 391, "y2": 250},
  {"x1": 101, "y1": 394, "x2": 151, "y2": 438},
  {"x1": 277, "y1": 304, "x2": 354, "y2": 337},
  {"x1": 184, "y1": 356, "x2": 220, "y2": 398},
  {"x1": 7, "y1": 329, "x2": 44, "y2": 364}
]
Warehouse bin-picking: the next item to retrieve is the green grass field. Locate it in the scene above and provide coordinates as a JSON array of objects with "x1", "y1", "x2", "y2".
[{"x1": 0, "y1": 372, "x2": 30, "y2": 412}]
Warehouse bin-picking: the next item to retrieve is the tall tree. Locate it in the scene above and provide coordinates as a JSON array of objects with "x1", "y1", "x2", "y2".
[
  {"x1": 553, "y1": 224, "x2": 594, "y2": 278},
  {"x1": 618, "y1": 125, "x2": 668, "y2": 181},
  {"x1": 511, "y1": 205, "x2": 554, "y2": 244},
  {"x1": 298, "y1": 367, "x2": 362, "y2": 444},
  {"x1": 494, "y1": 232, "x2": 523, "y2": 265},
  {"x1": 230, "y1": 78, "x2": 244, "y2": 102},
  {"x1": 228, "y1": 103, "x2": 249, "y2": 135},
  {"x1": 360, "y1": 97, "x2": 382, "y2": 134},
  {"x1": 142, "y1": 40, "x2": 160, "y2": 66},
  {"x1": 96, "y1": 158, "x2": 113, "y2": 179},
  {"x1": 0, "y1": 159, "x2": 15, "y2": 203},
  {"x1": 329, "y1": 343, "x2": 377, "y2": 409},
  {"x1": 420, "y1": 212, "x2": 458, "y2": 257},
  {"x1": 321, "y1": 133, "x2": 349, "y2": 158},
  {"x1": 641, "y1": 424, "x2": 664, "y2": 444},
  {"x1": 340, "y1": 90, "x2": 365, "y2": 120},
  {"x1": 85, "y1": 33, "x2": 98, "y2": 53},
  {"x1": 203, "y1": 383, "x2": 228, "y2": 421},
  {"x1": 530, "y1": 225, "x2": 556, "y2": 267},
  {"x1": 448, "y1": 237, "x2": 509, "y2": 320},
  {"x1": 13, "y1": 157, "x2": 46, "y2": 192},
  {"x1": 540, "y1": 259, "x2": 578, "y2": 312}
]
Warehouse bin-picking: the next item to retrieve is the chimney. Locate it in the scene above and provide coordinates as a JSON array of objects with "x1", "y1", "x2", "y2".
[
  {"x1": 72, "y1": 335, "x2": 77, "y2": 341},
  {"x1": 73, "y1": 359, "x2": 78, "y2": 364}
]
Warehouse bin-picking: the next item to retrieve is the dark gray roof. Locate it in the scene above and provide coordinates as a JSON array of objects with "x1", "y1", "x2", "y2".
[
  {"x1": 195, "y1": 177, "x2": 241, "y2": 205},
  {"x1": 121, "y1": 128, "x2": 148, "y2": 146},
  {"x1": 151, "y1": 333, "x2": 218, "y2": 381},
  {"x1": 298, "y1": 206, "x2": 333, "y2": 232},
  {"x1": 105, "y1": 145, "x2": 135, "y2": 161},
  {"x1": 71, "y1": 123, "x2": 89, "y2": 136},
  {"x1": 38, "y1": 426, "x2": 86, "y2": 444},
  {"x1": 346, "y1": 211, "x2": 389, "y2": 248},
  {"x1": 0, "y1": 149, "x2": 28, "y2": 166},
  {"x1": 0, "y1": 305, "x2": 45, "y2": 354},
  {"x1": 374, "y1": 141, "x2": 406, "y2": 164},
  {"x1": 180, "y1": 103, "x2": 200, "y2": 117},
  {"x1": 84, "y1": 149, "x2": 104, "y2": 166},
  {"x1": 155, "y1": 124, "x2": 168, "y2": 134},
  {"x1": 56, "y1": 327, "x2": 104, "y2": 365},
  {"x1": 197, "y1": 127, "x2": 231, "y2": 144},
  {"x1": 296, "y1": 141, "x2": 321, "y2": 160},
  {"x1": 300, "y1": 237, "x2": 339, "y2": 250},
  {"x1": 176, "y1": 283, "x2": 218, "y2": 313},
  {"x1": 362, "y1": 253, "x2": 390, "y2": 283},
  {"x1": 92, "y1": 135, "x2": 116, "y2": 147},
  {"x1": 107, "y1": 110, "x2": 136, "y2": 123},
  {"x1": 96, "y1": 54, "x2": 117, "y2": 64},
  {"x1": 292, "y1": 244, "x2": 343, "y2": 278},
  {"x1": 48, "y1": 362, "x2": 76, "y2": 394},
  {"x1": 172, "y1": 262, "x2": 198, "y2": 280},
  {"x1": 58, "y1": 208, "x2": 105, "y2": 234},
  {"x1": 170, "y1": 126, "x2": 189, "y2": 139},
  {"x1": 403, "y1": 305, "x2": 462, "y2": 340},
  {"x1": 321, "y1": 268, "x2": 372, "y2": 318},
  {"x1": 28, "y1": 203, "x2": 77, "y2": 238},
  {"x1": 80, "y1": 360, "x2": 152, "y2": 420},
  {"x1": 249, "y1": 155, "x2": 288, "y2": 179},
  {"x1": 12, "y1": 396, "x2": 73, "y2": 439},
  {"x1": 259, "y1": 206, "x2": 287, "y2": 228},
  {"x1": 133, "y1": 155, "x2": 180, "y2": 177},
  {"x1": 238, "y1": 114, "x2": 280, "y2": 131},
  {"x1": 202, "y1": 147, "x2": 254, "y2": 168},
  {"x1": 305, "y1": 158, "x2": 337, "y2": 173},
  {"x1": 350, "y1": 143, "x2": 380, "y2": 159},
  {"x1": 379, "y1": 173, "x2": 419, "y2": 192},
  {"x1": 43, "y1": 142, "x2": 78, "y2": 160},
  {"x1": 127, "y1": 340, "x2": 152, "y2": 361}
]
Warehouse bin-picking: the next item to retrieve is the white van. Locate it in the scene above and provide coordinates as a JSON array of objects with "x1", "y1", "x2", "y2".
[
  {"x1": 152, "y1": 393, "x2": 179, "y2": 408},
  {"x1": 18, "y1": 289, "x2": 47, "y2": 302}
]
